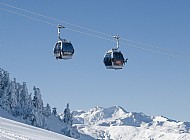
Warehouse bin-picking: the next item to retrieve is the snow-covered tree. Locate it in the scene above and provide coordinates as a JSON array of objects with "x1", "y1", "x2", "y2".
[
  {"x1": 61, "y1": 103, "x2": 80, "y2": 138},
  {"x1": 23, "y1": 92, "x2": 35, "y2": 124},
  {"x1": 8, "y1": 80, "x2": 18, "y2": 114},
  {"x1": 62, "y1": 103, "x2": 73, "y2": 137},
  {"x1": 0, "y1": 68, "x2": 4, "y2": 98},
  {"x1": 20, "y1": 82, "x2": 29, "y2": 108},
  {"x1": 52, "y1": 107, "x2": 57, "y2": 116},
  {"x1": 0, "y1": 86, "x2": 10, "y2": 110},
  {"x1": 14, "y1": 82, "x2": 31, "y2": 118},
  {"x1": 33, "y1": 86, "x2": 43, "y2": 112},
  {"x1": 43, "y1": 103, "x2": 51, "y2": 117},
  {"x1": 1, "y1": 70, "x2": 10, "y2": 89},
  {"x1": 31, "y1": 86, "x2": 45, "y2": 127},
  {"x1": 0, "y1": 69, "x2": 10, "y2": 108},
  {"x1": 63, "y1": 103, "x2": 73, "y2": 126}
]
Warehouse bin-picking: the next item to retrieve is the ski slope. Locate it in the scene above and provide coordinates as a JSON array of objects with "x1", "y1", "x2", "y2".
[{"x1": 0, "y1": 116, "x2": 75, "y2": 140}]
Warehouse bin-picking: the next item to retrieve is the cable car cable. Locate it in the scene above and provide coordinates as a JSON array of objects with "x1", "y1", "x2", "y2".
[
  {"x1": 1, "y1": 2, "x2": 189, "y2": 57},
  {"x1": 120, "y1": 38, "x2": 190, "y2": 58},
  {"x1": 120, "y1": 42, "x2": 190, "y2": 61},
  {"x1": 1, "y1": 2, "x2": 189, "y2": 59},
  {"x1": 0, "y1": 7, "x2": 115, "y2": 42},
  {"x1": 0, "y1": 6, "x2": 190, "y2": 61},
  {"x1": 0, "y1": 2, "x2": 113, "y2": 38},
  {"x1": 0, "y1": 7, "x2": 57, "y2": 27}
]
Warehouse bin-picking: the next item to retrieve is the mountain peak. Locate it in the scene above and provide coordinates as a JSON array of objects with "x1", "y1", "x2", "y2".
[
  {"x1": 72, "y1": 106, "x2": 190, "y2": 139},
  {"x1": 73, "y1": 105, "x2": 152, "y2": 126}
]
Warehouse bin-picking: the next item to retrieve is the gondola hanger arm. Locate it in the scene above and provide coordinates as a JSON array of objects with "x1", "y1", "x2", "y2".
[
  {"x1": 113, "y1": 35, "x2": 120, "y2": 50},
  {"x1": 58, "y1": 24, "x2": 65, "y2": 40}
]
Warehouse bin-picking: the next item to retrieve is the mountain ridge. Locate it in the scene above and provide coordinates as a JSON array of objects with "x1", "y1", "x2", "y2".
[{"x1": 70, "y1": 105, "x2": 190, "y2": 139}]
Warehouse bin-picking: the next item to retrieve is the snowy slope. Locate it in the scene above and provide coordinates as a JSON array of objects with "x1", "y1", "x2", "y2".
[
  {"x1": 0, "y1": 117, "x2": 74, "y2": 140},
  {"x1": 71, "y1": 106, "x2": 190, "y2": 140},
  {"x1": 0, "y1": 107, "x2": 66, "y2": 134},
  {"x1": 0, "y1": 116, "x2": 75, "y2": 140}
]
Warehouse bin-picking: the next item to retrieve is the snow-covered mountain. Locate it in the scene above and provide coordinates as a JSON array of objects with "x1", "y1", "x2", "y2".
[
  {"x1": 72, "y1": 106, "x2": 152, "y2": 127},
  {"x1": 71, "y1": 106, "x2": 190, "y2": 140},
  {"x1": 1, "y1": 67, "x2": 190, "y2": 140},
  {"x1": 0, "y1": 116, "x2": 75, "y2": 140}
]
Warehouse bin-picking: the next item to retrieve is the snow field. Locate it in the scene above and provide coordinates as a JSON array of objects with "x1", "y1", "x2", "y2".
[{"x1": 0, "y1": 116, "x2": 75, "y2": 140}]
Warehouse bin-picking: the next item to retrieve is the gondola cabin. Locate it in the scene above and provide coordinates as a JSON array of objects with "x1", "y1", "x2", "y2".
[
  {"x1": 54, "y1": 39, "x2": 74, "y2": 60},
  {"x1": 103, "y1": 49, "x2": 126, "y2": 69},
  {"x1": 53, "y1": 25, "x2": 74, "y2": 60}
]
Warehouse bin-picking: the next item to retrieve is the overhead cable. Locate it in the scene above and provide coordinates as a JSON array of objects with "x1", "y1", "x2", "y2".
[{"x1": 0, "y1": 3, "x2": 190, "y2": 61}]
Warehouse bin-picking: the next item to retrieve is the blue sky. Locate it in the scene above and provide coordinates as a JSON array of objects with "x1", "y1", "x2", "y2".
[{"x1": 0, "y1": 0, "x2": 190, "y2": 122}]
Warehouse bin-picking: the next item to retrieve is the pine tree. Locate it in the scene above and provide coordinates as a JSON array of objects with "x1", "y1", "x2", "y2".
[
  {"x1": 0, "y1": 70, "x2": 10, "y2": 109},
  {"x1": 1, "y1": 70, "x2": 10, "y2": 88},
  {"x1": 32, "y1": 86, "x2": 45, "y2": 127},
  {"x1": 8, "y1": 80, "x2": 18, "y2": 114},
  {"x1": 13, "y1": 82, "x2": 23, "y2": 116},
  {"x1": 33, "y1": 86, "x2": 43, "y2": 111},
  {"x1": 52, "y1": 107, "x2": 57, "y2": 116},
  {"x1": 62, "y1": 103, "x2": 80, "y2": 138},
  {"x1": 20, "y1": 82, "x2": 29, "y2": 108},
  {"x1": 43, "y1": 103, "x2": 51, "y2": 117},
  {"x1": 0, "y1": 68, "x2": 3, "y2": 98},
  {"x1": 62, "y1": 103, "x2": 73, "y2": 137},
  {"x1": 0, "y1": 86, "x2": 10, "y2": 110},
  {"x1": 63, "y1": 103, "x2": 73, "y2": 126}
]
